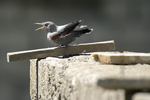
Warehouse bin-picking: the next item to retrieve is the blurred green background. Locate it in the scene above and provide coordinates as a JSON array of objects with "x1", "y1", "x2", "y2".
[{"x1": 1, "y1": 0, "x2": 150, "y2": 100}]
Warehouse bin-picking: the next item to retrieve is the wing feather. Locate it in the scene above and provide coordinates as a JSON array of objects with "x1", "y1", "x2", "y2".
[{"x1": 51, "y1": 20, "x2": 82, "y2": 40}]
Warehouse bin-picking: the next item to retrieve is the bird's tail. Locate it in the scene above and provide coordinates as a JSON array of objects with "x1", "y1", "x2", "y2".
[{"x1": 73, "y1": 25, "x2": 93, "y2": 37}]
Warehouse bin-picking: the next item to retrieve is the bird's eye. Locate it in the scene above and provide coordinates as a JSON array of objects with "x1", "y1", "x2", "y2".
[{"x1": 45, "y1": 24, "x2": 48, "y2": 26}]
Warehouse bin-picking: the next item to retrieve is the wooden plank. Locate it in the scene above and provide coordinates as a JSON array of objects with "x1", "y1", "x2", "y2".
[
  {"x1": 7, "y1": 40, "x2": 115, "y2": 62},
  {"x1": 92, "y1": 51, "x2": 150, "y2": 64}
]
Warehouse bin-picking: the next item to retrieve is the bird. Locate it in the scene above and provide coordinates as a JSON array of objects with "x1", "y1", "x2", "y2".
[{"x1": 35, "y1": 20, "x2": 93, "y2": 56}]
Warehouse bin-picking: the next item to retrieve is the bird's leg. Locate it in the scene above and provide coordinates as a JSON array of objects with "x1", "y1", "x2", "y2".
[{"x1": 63, "y1": 45, "x2": 69, "y2": 58}]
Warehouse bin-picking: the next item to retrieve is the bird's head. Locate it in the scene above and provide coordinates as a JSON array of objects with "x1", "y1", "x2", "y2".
[{"x1": 35, "y1": 21, "x2": 55, "y2": 31}]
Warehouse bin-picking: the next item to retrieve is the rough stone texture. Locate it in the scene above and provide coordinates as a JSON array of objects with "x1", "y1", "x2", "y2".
[
  {"x1": 30, "y1": 59, "x2": 38, "y2": 100},
  {"x1": 30, "y1": 54, "x2": 150, "y2": 100}
]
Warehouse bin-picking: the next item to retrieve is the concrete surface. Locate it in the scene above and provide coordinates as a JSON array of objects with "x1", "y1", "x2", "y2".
[
  {"x1": 132, "y1": 92, "x2": 150, "y2": 100},
  {"x1": 30, "y1": 54, "x2": 150, "y2": 100}
]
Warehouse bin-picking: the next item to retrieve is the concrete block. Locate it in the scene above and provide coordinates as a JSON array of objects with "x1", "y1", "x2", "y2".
[{"x1": 30, "y1": 54, "x2": 150, "y2": 100}]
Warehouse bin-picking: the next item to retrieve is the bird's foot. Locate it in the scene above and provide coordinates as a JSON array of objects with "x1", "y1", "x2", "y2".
[
  {"x1": 62, "y1": 55, "x2": 69, "y2": 58},
  {"x1": 58, "y1": 44, "x2": 70, "y2": 48},
  {"x1": 58, "y1": 45, "x2": 65, "y2": 48}
]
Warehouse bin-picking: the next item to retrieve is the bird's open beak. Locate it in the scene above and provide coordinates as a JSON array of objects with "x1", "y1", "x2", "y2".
[
  {"x1": 35, "y1": 26, "x2": 45, "y2": 31},
  {"x1": 34, "y1": 23, "x2": 45, "y2": 31}
]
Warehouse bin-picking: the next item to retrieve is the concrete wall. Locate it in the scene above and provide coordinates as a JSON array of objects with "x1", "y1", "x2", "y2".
[
  {"x1": 30, "y1": 55, "x2": 124, "y2": 100},
  {"x1": 30, "y1": 55, "x2": 150, "y2": 100}
]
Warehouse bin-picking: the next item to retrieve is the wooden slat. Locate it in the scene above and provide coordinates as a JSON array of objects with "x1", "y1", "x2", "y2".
[
  {"x1": 7, "y1": 40, "x2": 115, "y2": 62},
  {"x1": 92, "y1": 51, "x2": 150, "y2": 64}
]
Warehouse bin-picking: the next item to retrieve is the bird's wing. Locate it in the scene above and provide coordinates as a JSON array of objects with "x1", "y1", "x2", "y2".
[
  {"x1": 72, "y1": 26, "x2": 93, "y2": 37},
  {"x1": 51, "y1": 20, "x2": 82, "y2": 40}
]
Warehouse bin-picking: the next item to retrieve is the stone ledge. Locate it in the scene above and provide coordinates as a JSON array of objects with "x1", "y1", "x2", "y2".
[{"x1": 30, "y1": 54, "x2": 150, "y2": 100}]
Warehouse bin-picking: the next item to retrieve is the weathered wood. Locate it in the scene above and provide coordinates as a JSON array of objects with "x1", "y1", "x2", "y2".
[
  {"x1": 92, "y1": 51, "x2": 150, "y2": 64},
  {"x1": 7, "y1": 40, "x2": 115, "y2": 62}
]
